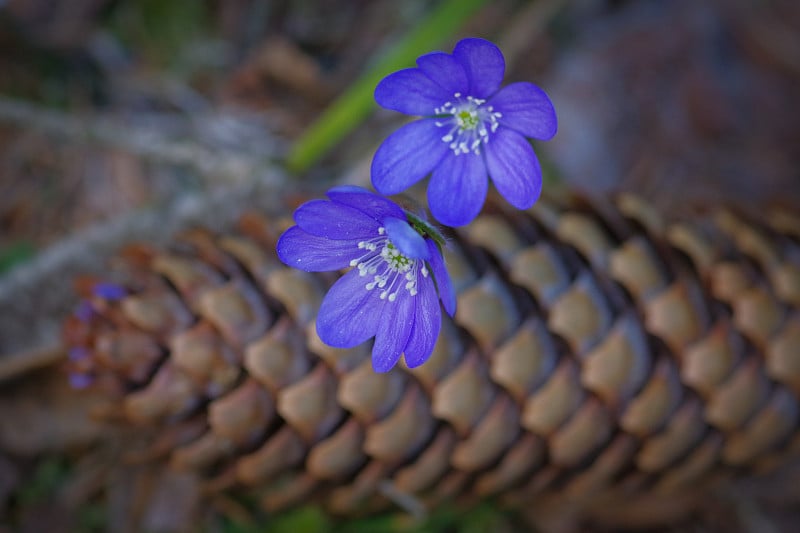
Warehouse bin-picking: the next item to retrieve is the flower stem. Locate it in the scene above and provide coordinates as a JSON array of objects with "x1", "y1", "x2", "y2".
[{"x1": 286, "y1": 0, "x2": 489, "y2": 174}]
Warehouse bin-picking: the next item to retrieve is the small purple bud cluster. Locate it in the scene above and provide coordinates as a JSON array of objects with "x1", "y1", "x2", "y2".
[{"x1": 66, "y1": 282, "x2": 127, "y2": 389}]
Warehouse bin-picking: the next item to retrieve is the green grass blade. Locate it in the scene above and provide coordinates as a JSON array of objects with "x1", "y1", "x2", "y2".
[{"x1": 286, "y1": 0, "x2": 488, "y2": 174}]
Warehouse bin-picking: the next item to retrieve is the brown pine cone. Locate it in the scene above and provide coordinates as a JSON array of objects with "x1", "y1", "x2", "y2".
[{"x1": 62, "y1": 192, "x2": 800, "y2": 529}]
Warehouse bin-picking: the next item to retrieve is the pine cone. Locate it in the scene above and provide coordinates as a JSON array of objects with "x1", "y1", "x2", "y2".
[{"x1": 62, "y1": 192, "x2": 800, "y2": 528}]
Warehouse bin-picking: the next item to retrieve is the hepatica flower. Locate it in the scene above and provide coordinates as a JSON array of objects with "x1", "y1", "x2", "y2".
[
  {"x1": 371, "y1": 38, "x2": 557, "y2": 226},
  {"x1": 277, "y1": 186, "x2": 455, "y2": 372}
]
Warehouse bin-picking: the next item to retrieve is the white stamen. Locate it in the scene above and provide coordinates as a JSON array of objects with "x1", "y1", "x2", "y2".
[
  {"x1": 351, "y1": 227, "x2": 425, "y2": 303},
  {"x1": 434, "y1": 92, "x2": 502, "y2": 156}
]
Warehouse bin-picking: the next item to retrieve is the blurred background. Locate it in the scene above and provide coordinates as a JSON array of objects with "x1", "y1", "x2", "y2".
[
  {"x1": 0, "y1": 0, "x2": 799, "y2": 531},
  {"x1": 1, "y1": 0, "x2": 798, "y2": 264}
]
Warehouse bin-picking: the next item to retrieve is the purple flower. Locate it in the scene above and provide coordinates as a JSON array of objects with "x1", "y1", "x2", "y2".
[
  {"x1": 277, "y1": 186, "x2": 456, "y2": 372},
  {"x1": 371, "y1": 37, "x2": 557, "y2": 227},
  {"x1": 69, "y1": 373, "x2": 93, "y2": 390},
  {"x1": 93, "y1": 282, "x2": 127, "y2": 300}
]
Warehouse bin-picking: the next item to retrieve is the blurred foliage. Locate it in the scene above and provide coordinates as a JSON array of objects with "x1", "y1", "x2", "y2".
[
  {"x1": 10, "y1": 456, "x2": 105, "y2": 532},
  {"x1": 14, "y1": 457, "x2": 70, "y2": 506},
  {"x1": 539, "y1": 149, "x2": 562, "y2": 188},
  {"x1": 0, "y1": 241, "x2": 35, "y2": 274},
  {"x1": 105, "y1": 0, "x2": 213, "y2": 74},
  {"x1": 0, "y1": 0, "x2": 217, "y2": 105},
  {"x1": 221, "y1": 502, "x2": 516, "y2": 533}
]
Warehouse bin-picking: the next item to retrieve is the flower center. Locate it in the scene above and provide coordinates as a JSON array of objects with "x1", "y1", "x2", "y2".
[
  {"x1": 350, "y1": 227, "x2": 429, "y2": 302},
  {"x1": 380, "y1": 242, "x2": 413, "y2": 272},
  {"x1": 435, "y1": 92, "x2": 502, "y2": 156}
]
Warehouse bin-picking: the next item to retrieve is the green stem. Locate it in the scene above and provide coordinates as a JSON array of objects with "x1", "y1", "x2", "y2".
[{"x1": 286, "y1": 0, "x2": 488, "y2": 174}]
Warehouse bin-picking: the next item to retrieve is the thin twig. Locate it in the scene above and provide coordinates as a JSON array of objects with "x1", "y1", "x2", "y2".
[
  {"x1": 0, "y1": 96, "x2": 283, "y2": 185},
  {"x1": 378, "y1": 480, "x2": 428, "y2": 520}
]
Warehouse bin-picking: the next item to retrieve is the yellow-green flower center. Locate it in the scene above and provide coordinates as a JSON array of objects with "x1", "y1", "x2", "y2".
[
  {"x1": 381, "y1": 242, "x2": 413, "y2": 272},
  {"x1": 351, "y1": 227, "x2": 429, "y2": 302},
  {"x1": 457, "y1": 109, "x2": 480, "y2": 130},
  {"x1": 434, "y1": 93, "x2": 503, "y2": 156}
]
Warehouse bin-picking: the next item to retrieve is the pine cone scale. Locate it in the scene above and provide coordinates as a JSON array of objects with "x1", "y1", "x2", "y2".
[{"x1": 62, "y1": 193, "x2": 800, "y2": 527}]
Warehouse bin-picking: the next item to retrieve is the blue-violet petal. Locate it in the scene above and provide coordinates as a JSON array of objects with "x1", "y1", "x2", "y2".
[
  {"x1": 383, "y1": 217, "x2": 430, "y2": 260},
  {"x1": 402, "y1": 272, "x2": 441, "y2": 368},
  {"x1": 426, "y1": 239, "x2": 456, "y2": 317},
  {"x1": 374, "y1": 68, "x2": 451, "y2": 116},
  {"x1": 452, "y1": 38, "x2": 505, "y2": 99},
  {"x1": 295, "y1": 199, "x2": 380, "y2": 240},
  {"x1": 416, "y1": 52, "x2": 468, "y2": 97},
  {"x1": 326, "y1": 186, "x2": 405, "y2": 222},
  {"x1": 489, "y1": 82, "x2": 557, "y2": 140},
  {"x1": 371, "y1": 290, "x2": 415, "y2": 372},
  {"x1": 485, "y1": 128, "x2": 543, "y2": 210},
  {"x1": 276, "y1": 226, "x2": 357, "y2": 272},
  {"x1": 428, "y1": 152, "x2": 488, "y2": 227},
  {"x1": 316, "y1": 269, "x2": 385, "y2": 348},
  {"x1": 371, "y1": 119, "x2": 449, "y2": 195}
]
